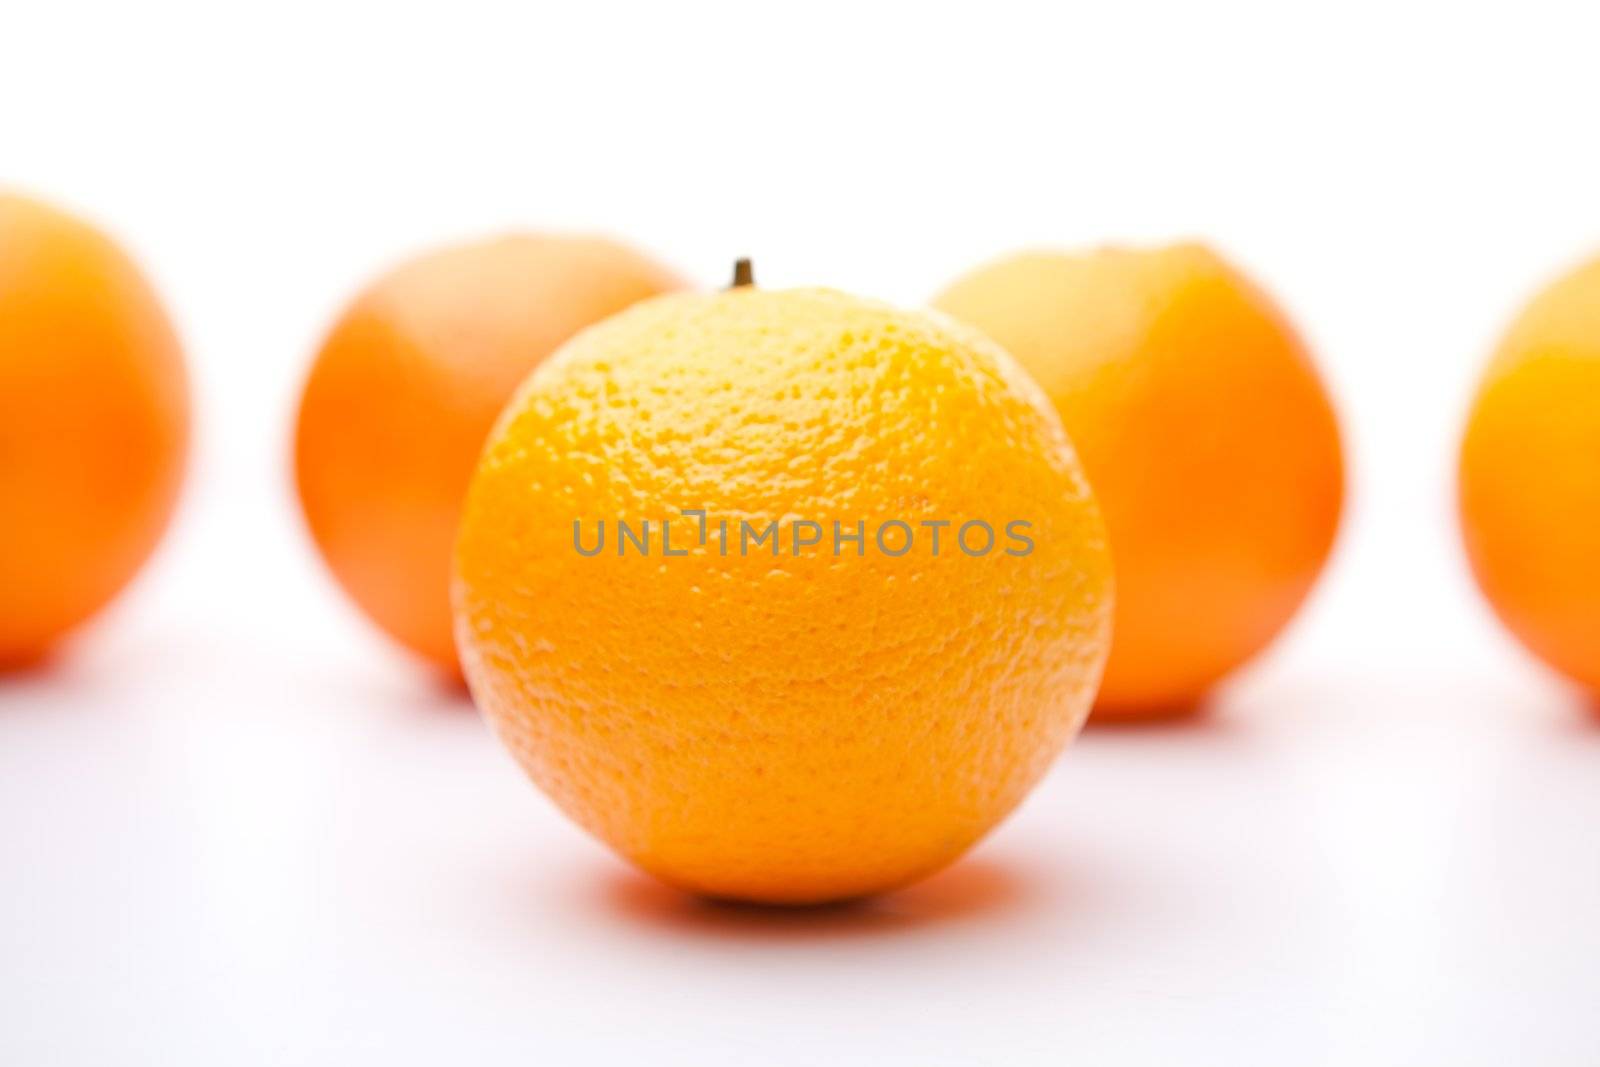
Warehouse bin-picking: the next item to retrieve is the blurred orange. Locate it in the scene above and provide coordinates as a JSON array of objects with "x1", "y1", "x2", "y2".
[
  {"x1": 1459, "y1": 255, "x2": 1600, "y2": 694},
  {"x1": 0, "y1": 193, "x2": 189, "y2": 666},
  {"x1": 935, "y1": 244, "x2": 1344, "y2": 720},
  {"x1": 294, "y1": 234, "x2": 684, "y2": 675}
]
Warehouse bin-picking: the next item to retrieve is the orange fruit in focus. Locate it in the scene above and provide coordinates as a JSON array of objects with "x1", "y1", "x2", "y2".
[
  {"x1": 0, "y1": 193, "x2": 189, "y2": 666},
  {"x1": 1459, "y1": 255, "x2": 1600, "y2": 694},
  {"x1": 453, "y1": 283, "x2": 1113, "y2": 904},
  {"x1": 293, "y1": 235, "x2": 684, "y2": 674},
  {"x1": 934, "y1": 245, "x2": 1344, "y2": 720}
]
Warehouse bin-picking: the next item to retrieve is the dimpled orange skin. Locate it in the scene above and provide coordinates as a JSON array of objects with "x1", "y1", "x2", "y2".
[
  {"x1": 1459, "y1": 256, "x2": 1600, "y2": 695},
  {"x1": 294, "y1": 235, "x2": 684, "y2": 674},
  {"x1": 0, "y1": 194, "x2": 189, "y2": 666},
  {"x1": 453, "y1": 287, "x2": 1113, "y2": 904},
  {"x1": 934, "y1": 245, "x2": 1344, "y2": 720}
]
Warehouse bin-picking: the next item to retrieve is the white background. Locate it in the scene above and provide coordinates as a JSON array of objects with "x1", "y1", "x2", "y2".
[{"x1": 3, "y1": 2, "x2": 1599, "y2": 1063}]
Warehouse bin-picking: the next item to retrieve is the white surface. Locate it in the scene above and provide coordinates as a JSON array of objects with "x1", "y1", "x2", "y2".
[{"x1": 4, "y1": 1, "x2": 1600, "y2": 1063}]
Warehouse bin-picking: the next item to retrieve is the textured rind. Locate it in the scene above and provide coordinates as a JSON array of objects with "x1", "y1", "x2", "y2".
[
  {"x1": 1459, "y1": 256, "x2": 1600, "y2": 693},
  {"x1": 454, "y1": 287, "x2": 1112, "y2": 904},
  {"x1": 935, "y1": 245, "x2": 1344, "y2": 717}
]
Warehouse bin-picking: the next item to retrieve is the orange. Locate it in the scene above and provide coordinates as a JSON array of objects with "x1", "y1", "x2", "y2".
[
  {"x1": 293, "y1": 234, "x2": 684, "y2": 675},
  {"x1": 1459, "y1": 255, "x2": 1600, "y2": 694},
  {"x1": 0, "y1": 193, "x2": 189, "y2": 666},
  {"x1": 934, "y1": 244, "x2": 1344, "y2": 720},
  {"x1": 452, "y1": 279, "x2": 1113, "y2": 904}
]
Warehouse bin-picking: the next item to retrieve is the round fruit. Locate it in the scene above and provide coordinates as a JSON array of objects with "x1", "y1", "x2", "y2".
[
  {"x1": 934, "y1": 244, "x2": 1344, "y2": 720},
  {"x1": 294, "y1": 234, "x2": 684, "y2": 674},
  {"x1": 1459, "y1": 255, "x2": 1600, "y2": 693},
  {"x1": 453, "y1": 279, "x2": 1113, "y2": 904},
  {"x1": 0, "y1": 193, "x2": 189, "y2": 666}
]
